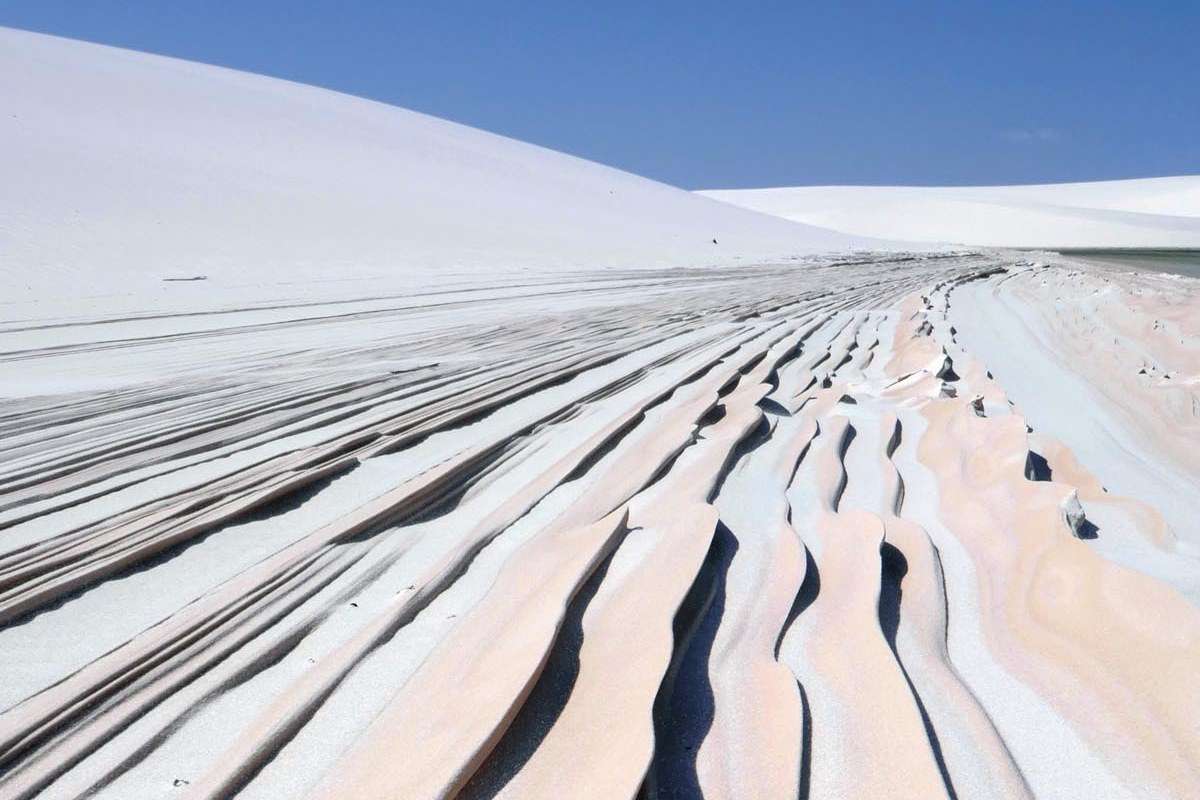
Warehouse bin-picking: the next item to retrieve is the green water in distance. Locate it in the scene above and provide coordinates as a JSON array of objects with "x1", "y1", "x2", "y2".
[{"x1": 1051, "y1": 249, "x2": 1200, "y2": 280}]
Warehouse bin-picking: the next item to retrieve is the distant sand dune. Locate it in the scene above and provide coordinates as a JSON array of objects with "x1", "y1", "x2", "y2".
[{"x1": 701, "y1": 177, "x2": 1200, "y2": 248}]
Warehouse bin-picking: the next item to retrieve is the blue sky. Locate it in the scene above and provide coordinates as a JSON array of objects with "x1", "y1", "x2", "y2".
[{"x1": 3, "y1": 1, "x2": 1196, "y2": 189}]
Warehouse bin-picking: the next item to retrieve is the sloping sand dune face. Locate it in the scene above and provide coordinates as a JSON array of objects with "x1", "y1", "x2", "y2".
[
  {"x1": 1, "y1": 253, "x2": 1198, "y2": 800},
  {"x1": 0, "y1": 26, "x2": 869, "y2": 302}
]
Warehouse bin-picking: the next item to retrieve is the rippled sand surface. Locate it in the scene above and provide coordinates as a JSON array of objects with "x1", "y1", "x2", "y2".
[{"x1": 2, "y1": 252, "x2": 1198, "y2": 800}]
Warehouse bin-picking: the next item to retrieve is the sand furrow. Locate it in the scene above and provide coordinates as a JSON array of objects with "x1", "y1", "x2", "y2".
[{"x1": 780, "y1": 414, "x2": 952, "y2": 800}]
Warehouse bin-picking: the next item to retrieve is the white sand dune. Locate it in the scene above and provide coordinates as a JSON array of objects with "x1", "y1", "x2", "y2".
[
  {"x1": 3, "y1": 27, "x2": 1200, "y2": 800},
  {"x1": 0, "y1": 26, "x2": 867, "y2": 305},
  {"x1": 701, "y1": 177, "x2": 1200, "y2": 248}
]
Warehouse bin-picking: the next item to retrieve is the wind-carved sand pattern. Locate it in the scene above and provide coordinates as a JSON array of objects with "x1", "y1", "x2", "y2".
[{"x1": 2, "y1": 253, "x2": 1199, "y2": 800}]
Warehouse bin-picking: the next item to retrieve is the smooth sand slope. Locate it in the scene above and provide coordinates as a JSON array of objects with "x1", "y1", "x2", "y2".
[
  {"x1": 702, "y1": 177, "x2": 1200, "y2": 248},
  {"x1": 0, "y1": 26, "x2": 867, "y2": 304},
  {"x1": 3, "y1": 27, "x2": 1200, "y2": 800}
]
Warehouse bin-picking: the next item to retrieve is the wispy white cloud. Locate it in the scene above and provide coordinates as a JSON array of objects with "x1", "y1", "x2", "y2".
[{"x1": 1000, "y1": 127, "x2": 1063, "y2": 143}]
